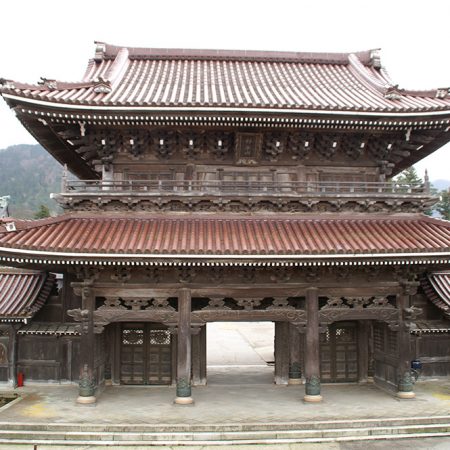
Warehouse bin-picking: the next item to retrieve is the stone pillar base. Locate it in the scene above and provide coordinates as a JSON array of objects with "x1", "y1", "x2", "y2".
[
  {"x1": 174, "y1": 396, "x2": 194, "y2": 405},
  {"x1": 76, "y1": 395, "x2": 96, "y2": 404},
  {"x1": 397, "y1": 391, "x2": 415, "y2": 399},
  {"x1": 288, "y1": 378, "x2": 302, "y2": 385},
  {"x1": 303, "y1": 394, "x2": 323, "y2": 403}
]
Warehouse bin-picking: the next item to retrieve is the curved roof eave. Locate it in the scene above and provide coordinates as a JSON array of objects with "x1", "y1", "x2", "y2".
[{"x1": 4, "y1": 93, "x2": 450, "y2": 119}]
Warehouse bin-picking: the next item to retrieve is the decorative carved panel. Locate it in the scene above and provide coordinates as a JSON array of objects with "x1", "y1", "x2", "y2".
[
  {"x1": 289, "y1": 132, "x2": 314, "y2": 160},
  {"x1": 319, "y1": 296, "x2": 399, "y2": 328},
  {"x1": 111, "y1": 267, "x2": 131, "y2": 282},
  {"x1": 202, "y1": 298, "x2": 230, "y2": 310},
  {"x1": 236, "y1": 298, "x2": 261, "y2": 310},
  {"x1": 235, "y1": 133, "x2": 262, "y2": 165},
  {"x1": 263, "y1": 132, "x2": 285, "y2": 161},
  {"x1": 316, "y1": 134, "x2": 341, "y2": 160}
]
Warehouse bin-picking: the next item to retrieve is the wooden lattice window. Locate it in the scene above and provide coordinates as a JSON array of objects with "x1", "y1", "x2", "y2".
[
  {"x1": 149, "y1": 330, "x2": 171, "y2": 345},
  {"x1": 373, "y1": 324, "x2": 384, "y2": 352},
  {"x1": 387, "y1": 329, "x2": 398, "y2": 355}
]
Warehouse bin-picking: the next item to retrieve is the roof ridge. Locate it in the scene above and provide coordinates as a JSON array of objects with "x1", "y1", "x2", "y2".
[
  {"x1": 0, "y1": 214, "x2": 74, "y2": 233},
  {"x1": 94, "y1": 41, "x2": 378, "y2": 66}
]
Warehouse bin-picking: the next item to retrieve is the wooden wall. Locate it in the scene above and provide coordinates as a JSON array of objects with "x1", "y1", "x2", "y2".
[
  {"x1": 373, "y1": 321, "x2": 398, "y2": 392},
  {"x1": 16, "y1": 335, "x2": 80, "y2": 382},
  {"x1": 414, "y1": 334, "x2": 450, "y2": 377}
]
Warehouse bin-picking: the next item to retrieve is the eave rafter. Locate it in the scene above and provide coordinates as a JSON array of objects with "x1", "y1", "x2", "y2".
[{"x1": 8, "y1": 99, "x2": 450, "y2": 179}]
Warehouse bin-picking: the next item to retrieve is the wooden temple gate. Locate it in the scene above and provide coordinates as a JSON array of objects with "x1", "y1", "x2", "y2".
[{"x1": 2, "y1": 42, "x2": 449, "y2": 406}]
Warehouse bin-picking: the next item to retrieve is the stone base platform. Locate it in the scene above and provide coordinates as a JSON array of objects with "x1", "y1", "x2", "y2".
[{"x1": 0, "y1": 375, "x2": 449, "y2": 446}]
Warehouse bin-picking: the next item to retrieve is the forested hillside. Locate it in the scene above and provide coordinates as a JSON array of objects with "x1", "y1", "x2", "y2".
[{"x1": 0, "y1": 144, "x2": 62, "y2": 218}]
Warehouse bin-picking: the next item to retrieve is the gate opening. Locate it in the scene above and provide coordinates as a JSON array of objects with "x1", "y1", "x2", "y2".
[{"x1": 206, "y1": 322, "x2": 274, "y2": 384}]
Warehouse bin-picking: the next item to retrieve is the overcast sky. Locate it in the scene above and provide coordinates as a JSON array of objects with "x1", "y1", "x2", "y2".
[{"x1": 1, "y1": 0, "x2": 449, "y2": 179}]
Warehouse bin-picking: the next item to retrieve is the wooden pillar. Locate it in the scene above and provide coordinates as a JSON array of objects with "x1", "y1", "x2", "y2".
[
  {"x1": 192, "y1": 325, "x2": 207, "y2": 386},
  {"x1": 171, "y1": 333, "x2": 178, "y2": 386},
  {"x1": 175, "y1": 288, "x2": 194, "y2": 404},
  {"x1": 396, "y1": 293, "x2": 415, "y2": 399},
  {"x1": 102, "y1": 164, "x2": 114, "y2": 190},
  {"x1": 357, "y1": 321, "x2": 369, "y2": 384},
  {"x1": 104, "y1": 325, "x2": 113, "y2": 385},
  {"x1": 77, "y1": 285, "x2": 96, "y2": 404},
  {"x1": 288, "y1": 323, "x2": 302, "y2": 384},
  {"x1": 304, "y1": 287, "x2": 322, "y2": 402},
  {"x1": 8, "y1": 325, "x2": 18, "y2": 388},
  {"x1": 274, "y1": 322, "x2": 290, "y2": 385}
]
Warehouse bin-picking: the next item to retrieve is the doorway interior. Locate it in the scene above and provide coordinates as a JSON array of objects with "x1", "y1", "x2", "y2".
[{"x1": 206, "y1": 321, "x2": 274, "y2": 384}]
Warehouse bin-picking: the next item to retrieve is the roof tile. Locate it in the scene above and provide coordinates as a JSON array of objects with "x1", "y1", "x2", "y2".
[
  {"x1": 1, "y1": 215, "x2": 450, "y2": 257},
  {"x1": 2, "y1": 45, "x2": 449, "y2": 113}
]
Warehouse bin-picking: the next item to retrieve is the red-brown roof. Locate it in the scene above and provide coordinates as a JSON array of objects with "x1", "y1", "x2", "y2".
[
  {"x1": 421, "y1": 272, "x2": 450, "y2": 317},
  {"x1": 1, "y1": 215, "x2": 450, "y2": 265},
  {"x1": 1, "y1": 43, "x2": 449, "y2": 114},
  {"x1": 0, "y1": 268, "x2": 55, "y2": 321}
]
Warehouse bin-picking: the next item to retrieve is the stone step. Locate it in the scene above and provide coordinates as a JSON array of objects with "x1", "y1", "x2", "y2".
[
  {"x1": 0, "y1": 415, "x2": 449, "y2": 432},
  {"x1": 0, "y1": 422, "x2": 448, "y2": 445}
]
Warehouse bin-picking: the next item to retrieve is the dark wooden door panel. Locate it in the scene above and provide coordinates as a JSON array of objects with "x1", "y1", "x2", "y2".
[
  {"x1": 320, "y1": 322, "x2": 358, "y2": 382},
  {"x1": 120, "y1": 324, "x2": 172, "y2": 385}
]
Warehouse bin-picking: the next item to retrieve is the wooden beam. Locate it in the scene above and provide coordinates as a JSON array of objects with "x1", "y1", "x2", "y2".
[{"x1": 85, "y1": 284, "x2": 402, "y2": 299}]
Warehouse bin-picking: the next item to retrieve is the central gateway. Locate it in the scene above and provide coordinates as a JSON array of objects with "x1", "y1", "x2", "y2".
[{"x1": 120, "y1": 323, "x2": 172, "y2": 385}]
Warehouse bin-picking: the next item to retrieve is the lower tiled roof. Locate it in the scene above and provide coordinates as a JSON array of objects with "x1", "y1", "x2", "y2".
[
  {"x1": 421, "y1": 272, "x2": 450, "y2": 317},
  {"x1": 0, "y1": 268, "x2": 55, "y2": 321},
  {"x1": 1, "y1": 214, "x2": 450, "y2": 258},
  {"x1": 18, "y1": 322, "x2": 80, "y2": 336},
  {"x1": 410, "y1": 320, "x2": 450, "y2": 335}
]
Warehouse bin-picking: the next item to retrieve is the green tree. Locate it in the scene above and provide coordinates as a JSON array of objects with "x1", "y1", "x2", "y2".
[
  {"x1": 33, "y1": 204, "x2": 51, "y2": 219},
  {"x1": 436, "y1": 190, "x2": 450, "y2": 220},
  {"x1": 395, "y1": 167, "x2": 422, "y2": 185}
]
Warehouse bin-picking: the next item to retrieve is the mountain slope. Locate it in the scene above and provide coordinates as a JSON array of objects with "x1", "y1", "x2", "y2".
[{"x1": 0, "y1": 144, "x2": 63, "y2": 218}]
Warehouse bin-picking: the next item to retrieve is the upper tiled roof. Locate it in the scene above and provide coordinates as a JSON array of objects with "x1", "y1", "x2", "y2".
[
  {"x1": 1, "y1": 42, "x2": 449, "y2": 114},
  {"x1": 0, "y1": 268, "x2": 55, "y2": 321},
  {"x1": 1, "y1": 215, "x2": 450, "y2": 264}
]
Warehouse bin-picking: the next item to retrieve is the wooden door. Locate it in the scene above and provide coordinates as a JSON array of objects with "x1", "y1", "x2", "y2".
[
  {"x1": 120, "y1": 324, "x2": 172, "y2": 385},
  {"x1": 320, "y1": 322, "x2": 358, "y2": 382},
  {"x1": 147, "y1": 329, "x2": 172, "y2": 384}
]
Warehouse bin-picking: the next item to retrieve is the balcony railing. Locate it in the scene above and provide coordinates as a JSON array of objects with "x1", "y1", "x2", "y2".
[{"x1": 61, "y1": 179, "x2": 430, "y2": 197}]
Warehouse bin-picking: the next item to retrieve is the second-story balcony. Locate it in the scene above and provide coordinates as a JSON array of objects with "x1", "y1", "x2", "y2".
[{"x1": 52, "y1": 179, "x2": 436, "y2": 213}]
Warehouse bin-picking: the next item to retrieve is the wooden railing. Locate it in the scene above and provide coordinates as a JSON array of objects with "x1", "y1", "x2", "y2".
[{"x1": 62, "y1": 179, "x2": 429, "y2": 196}]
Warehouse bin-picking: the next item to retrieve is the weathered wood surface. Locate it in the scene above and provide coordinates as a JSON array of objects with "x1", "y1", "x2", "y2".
[
  {"x1": 176, "y1": 288, "x2": 192, "y2": 398},
  {"x1": 305, "y1": 288, "x2": 320, "y2": 380},
  {"x1": 274, "y1": 322, "x2": 290, "y2": 385},
  {"x1": 357, "y1": 321, "x2": 370, "y2": 383}
]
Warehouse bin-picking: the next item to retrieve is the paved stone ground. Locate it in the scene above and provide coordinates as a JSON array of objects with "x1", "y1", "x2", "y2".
[
  {"x1": 0, "y1": 323, "x2": 448, "y2": 448},
  {"x1": 0, "y1": 375, "x2": 449, "y2": 425}
]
